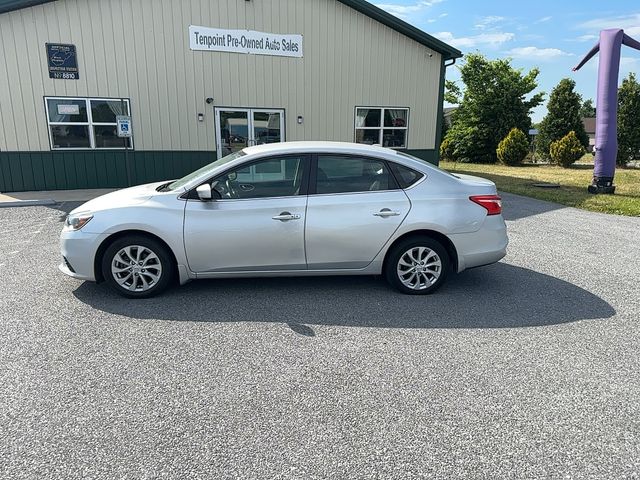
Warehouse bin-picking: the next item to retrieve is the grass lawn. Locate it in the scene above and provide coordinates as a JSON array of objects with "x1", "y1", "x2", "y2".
[{"x1": 440, "y1": 161, "x2": 640, "y2": 216}]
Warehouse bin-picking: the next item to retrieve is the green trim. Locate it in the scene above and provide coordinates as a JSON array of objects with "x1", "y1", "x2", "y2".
[
  {"x1": 400, "y1": 149, "x2": 438, "y2": 165},
  {"x1": 0, "y1": 151, "x2": 216, "y2": 192},
  {"x1": 1, "y1": 149, "x2": 442, "y2": 192},
  {"x1": 433, "y1": 56, "x2": 447, "y2": 166},
  {"x1": 1, "y1": 0, "x2": 462, "y2": 59}
]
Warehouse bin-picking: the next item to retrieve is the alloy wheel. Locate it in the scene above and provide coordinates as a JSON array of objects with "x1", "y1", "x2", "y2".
[
  {"x1": 396, "y1": 246, "x2": 442, "y2": 291},
  {"x1": 111, "y1": 245, "x2": 163, "y2": 292}
]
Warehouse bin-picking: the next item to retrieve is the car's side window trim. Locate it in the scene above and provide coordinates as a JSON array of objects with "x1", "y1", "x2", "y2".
[
  {"x1": 182, "y1": 153, "x2": 312, "y2": 201},
  {"x1": 309, "y1": 153, "x2": 400, "y2": 196},
  {"x1": 386, "y1": 160, "x2": 426, "y2": 190}
]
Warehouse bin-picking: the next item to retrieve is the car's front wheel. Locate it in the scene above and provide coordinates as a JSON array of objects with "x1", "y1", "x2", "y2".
[
  {"x1": 101, "y1": 235, "x2": 175, "y2": 298},
  {"x1": 385, "y1": 237, "x2": 450, "y2": 295}
]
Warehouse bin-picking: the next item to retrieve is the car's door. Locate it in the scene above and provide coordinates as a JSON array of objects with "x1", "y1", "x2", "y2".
[
  {"x1": 183, "y1": 154, "x2": 310, "y2": 273},
  {"x1": 305, "y1": 154, "x2": 411, "y2": 269}
]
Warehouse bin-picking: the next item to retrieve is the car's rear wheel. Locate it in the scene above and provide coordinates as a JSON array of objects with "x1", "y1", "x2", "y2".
[
  {"x1": 101, "y1": 235, "x2": 174, "y2": 298},
  {"x1": 385, "y1": 237, "x2": 450, "y2": 295}
]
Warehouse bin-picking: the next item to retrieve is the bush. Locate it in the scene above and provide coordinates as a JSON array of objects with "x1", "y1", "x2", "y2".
[
  {"x1": 549, "y1": 131, "x2": 585, "y2": 168},
  {"x1": 440, "y1": 137, "x2": 454, "y2": 161},
  {"x1": 496, "y1": 128, "x2": 529, "y2": 166},
  {"x1": 442, "y1": 124, "x2": 496, "y2": 163}
]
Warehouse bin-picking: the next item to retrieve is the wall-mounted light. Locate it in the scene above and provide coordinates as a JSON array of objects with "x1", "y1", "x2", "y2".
[
  {"x1": 297, "y1": 115, "x2": 304, "y2": 125},
  {"x1": 205, "y1": 97, "x2": 214, "y2": 104},
  {"x1": 197, "y1": 113, "x2": 204, "y2": 122}
]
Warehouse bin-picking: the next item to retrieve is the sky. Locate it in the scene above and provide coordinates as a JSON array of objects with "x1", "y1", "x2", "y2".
[{"x1": 373, "y1": 0, "x2": 640, "y2": 123}]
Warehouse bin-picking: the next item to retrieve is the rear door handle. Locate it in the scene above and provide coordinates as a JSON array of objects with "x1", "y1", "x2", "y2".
[
  {"x1": 373, "y1": 208, "x2": 400, "y2": 218},
  {"x1": 272, "y1": 211, "x2": 301, "y2": 221}
]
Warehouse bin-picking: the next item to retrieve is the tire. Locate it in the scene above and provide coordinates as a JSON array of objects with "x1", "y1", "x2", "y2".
[
  {"x1": 384, "y1": 237, "x2": 451, "y2": 295},
  {"x1": 101, "y1": 235, "x2": 175, "y2": 298}
]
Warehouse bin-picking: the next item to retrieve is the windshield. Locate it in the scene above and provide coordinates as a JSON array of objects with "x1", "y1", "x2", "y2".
[{"x1": 167, "y1": 151, "x2": 246, "y2": 191}]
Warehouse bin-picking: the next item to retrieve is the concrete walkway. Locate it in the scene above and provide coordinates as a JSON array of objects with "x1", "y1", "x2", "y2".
[{"x1": 0, "y1": 188, "x2": 116, "y2": 207}]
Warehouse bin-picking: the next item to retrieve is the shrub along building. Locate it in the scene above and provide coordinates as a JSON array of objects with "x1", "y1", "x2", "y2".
[{"x1": 0, "y1": 0, "x2": 461, "y2": 192}]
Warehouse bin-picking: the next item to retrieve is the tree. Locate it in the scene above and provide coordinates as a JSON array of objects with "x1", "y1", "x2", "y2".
[
  {"x1": 579, "y1": 99, "x2": 596, "y2": 118},
  {"x1": 497, "y1": 128, "x2": 529, "y2": 166},
  {"x1": 538, "y1": 79, "x2": 589, "y2": 159},
  {"x1": 550, "y1": 131, "x2": 585, "y2": 167},
  {"x1": 617, "y1": 73, "x2": 640, "y2": 166},
  {"x1": 444, "y1": 79, "x2": 462, "y2": 105},
  {"x1": 443, "y1": 53, "x2": 544, "y2": 163}
]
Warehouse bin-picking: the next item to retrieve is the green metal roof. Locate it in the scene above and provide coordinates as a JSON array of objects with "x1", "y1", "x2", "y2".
[
  {"x1": 0, "y1": 0, "x2": 55, "y2": 14},
  {"x1": 0, "y1": 0, "x2": 462, "y2": 60},
  {"x1": 336, "y1": 0, "x2": 461, "y2": 59}
]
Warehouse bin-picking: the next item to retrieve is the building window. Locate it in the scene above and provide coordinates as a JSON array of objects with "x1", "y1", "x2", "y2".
[
  {"x1": 355, "y1": 107, "x2": 409, "y2": 149},
  {"x1": 45, "y1": 97, "x2": 132, "y2": 150}
]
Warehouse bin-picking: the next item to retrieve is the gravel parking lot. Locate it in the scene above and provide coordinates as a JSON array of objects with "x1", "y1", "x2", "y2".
[{"x1": 1, "y1": 193, "x2": 639, "y2": 479}]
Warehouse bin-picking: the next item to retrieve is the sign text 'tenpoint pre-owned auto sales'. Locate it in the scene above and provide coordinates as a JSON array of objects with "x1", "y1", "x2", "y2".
[{"x1": 189, "y1": 26, "x2": 303, "y2": 58}]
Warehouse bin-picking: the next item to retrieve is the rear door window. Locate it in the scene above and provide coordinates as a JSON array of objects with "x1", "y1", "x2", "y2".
[{"x1": 316, "y1": 155, "x2": 397, "y2": 194}]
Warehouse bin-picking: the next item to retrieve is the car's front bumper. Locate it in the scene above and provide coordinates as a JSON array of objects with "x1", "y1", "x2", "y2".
[{"x1": 59, "y1": 229, "x2": 107, "y2": 282}]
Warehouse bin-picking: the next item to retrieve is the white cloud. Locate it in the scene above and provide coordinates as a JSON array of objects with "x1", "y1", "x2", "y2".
[
  {"x1": 508, "y1": 46, "x2": 574, "y2": 59},
  {"x1": 578, "y1": 13, "x2": 640, "y2": 38},
  {"x1": 474, "y1": 15, "x2": 505, "y2": 31},
  {"x1": 374, "y1": 0, "x2": 444, "y2": 20},
  {"x1": 426, "y1": 12, "x2": 448, "y2": 23},
  {"x1": 576, "y1": 34, "x2": 598, "y2": 42},
  {"x1": 434, "y1": 31, "x2": 515, "y2": 49},
  {"x1": 535, "y1": 16, "x2": 552, "y2": 24}
]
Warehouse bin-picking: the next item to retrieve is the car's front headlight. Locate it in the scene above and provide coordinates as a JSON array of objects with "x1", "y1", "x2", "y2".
[{"x1": 64, "y1": 212, "x2": 94, "y2": 231}]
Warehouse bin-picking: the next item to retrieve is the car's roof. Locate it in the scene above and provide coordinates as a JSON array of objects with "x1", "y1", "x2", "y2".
[{"x1": 243, "y1": 141, "x2": 401, "y2": 157}]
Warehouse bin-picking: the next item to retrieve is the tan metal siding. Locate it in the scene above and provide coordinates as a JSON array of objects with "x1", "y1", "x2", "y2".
[{"x1": 0, "y1": 0, "x2": 442, "y2": 153}]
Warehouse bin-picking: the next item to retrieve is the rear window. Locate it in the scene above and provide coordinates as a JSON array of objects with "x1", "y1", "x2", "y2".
[{"x1": 388, "y1": 162, "x2": 424, "y2": 188}]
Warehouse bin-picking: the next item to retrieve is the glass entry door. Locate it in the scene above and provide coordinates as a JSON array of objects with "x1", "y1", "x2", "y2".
[{"x1": 216, "y1": 108, "x2": 285, "y2": 158}]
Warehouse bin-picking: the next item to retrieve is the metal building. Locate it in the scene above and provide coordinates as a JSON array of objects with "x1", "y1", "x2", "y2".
[{"x1": 0, "y1": 0, "x2": 461, "y2": 192}]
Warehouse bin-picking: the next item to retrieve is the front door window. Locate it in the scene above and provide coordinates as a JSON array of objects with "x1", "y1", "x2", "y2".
[
  {"x1": 213, "y1": 155, "x2": 307, "y2": 200},
  {"x1": 216, "y1": 108, "x2": 285, "y2": 157}
]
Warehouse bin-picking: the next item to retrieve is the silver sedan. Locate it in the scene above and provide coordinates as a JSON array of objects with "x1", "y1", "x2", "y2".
[{"x1": 60, "y1": 142, "x2": 508, "y2": 298}]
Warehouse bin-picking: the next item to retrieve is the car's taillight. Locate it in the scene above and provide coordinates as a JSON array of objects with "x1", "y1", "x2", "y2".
[{"x1": 469, "y1": 195, "x2": 502, "y2": 215}]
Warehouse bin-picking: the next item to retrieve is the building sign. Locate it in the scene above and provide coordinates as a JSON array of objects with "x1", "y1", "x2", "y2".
[
  {"x1": 46, "y1": 43, "x2": 79, "y2": 80},
  {"x1": 189, "y1": 25, "x2": 303, "y2": 58},
  {"x1": 116, "y1": 116, "x2": 132, "y2": 138}
]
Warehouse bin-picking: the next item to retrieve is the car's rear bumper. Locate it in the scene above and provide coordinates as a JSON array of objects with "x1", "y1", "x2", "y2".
[{"x1": 449, "y1": 215, "x2": 508, "y2": 272}]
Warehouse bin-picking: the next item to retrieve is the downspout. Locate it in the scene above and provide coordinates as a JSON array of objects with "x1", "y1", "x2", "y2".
[{"x1": 434, "y1": 57, "x2": 457, "y2": 165}]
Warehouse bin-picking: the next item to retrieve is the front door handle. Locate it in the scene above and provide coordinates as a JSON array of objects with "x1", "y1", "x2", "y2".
[
  {"x1": 272, "y1": 211, "x2": 301, "y2": 221},
  {"x1": 373, "y1": 208, "x2": 400, "y2": 218}
]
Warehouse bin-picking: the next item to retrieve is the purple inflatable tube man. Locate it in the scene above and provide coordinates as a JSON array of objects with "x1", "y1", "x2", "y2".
[{"x1": 573, "y1": 29, "x2": 640, "y2": 194}]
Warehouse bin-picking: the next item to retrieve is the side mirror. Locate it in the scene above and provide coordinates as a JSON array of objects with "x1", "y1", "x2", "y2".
[{"x1": 196, "y1": 184, "x2": 213, "y2": 201}]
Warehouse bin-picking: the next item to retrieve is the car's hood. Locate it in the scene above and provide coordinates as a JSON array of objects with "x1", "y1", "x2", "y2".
[{"x1": 71, "y1": 181, "x2": 168, "y2": 214}]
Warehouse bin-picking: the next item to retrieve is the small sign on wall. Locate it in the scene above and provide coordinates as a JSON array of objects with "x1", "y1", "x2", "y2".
[
  {"x1": 116, "y1": 116, "x2": 132, "y2": 138},
  {"x1": 46, "y1": 43, "x2": 79, "y2": 80},
  {"x1": 57, "y1": 104, "x2": 80, "y2": 115}
]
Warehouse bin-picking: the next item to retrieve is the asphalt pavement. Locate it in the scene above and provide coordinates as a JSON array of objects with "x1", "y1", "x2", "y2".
[{"x1": 0, "y1": 193, "x2": 639, "y2": 479}]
